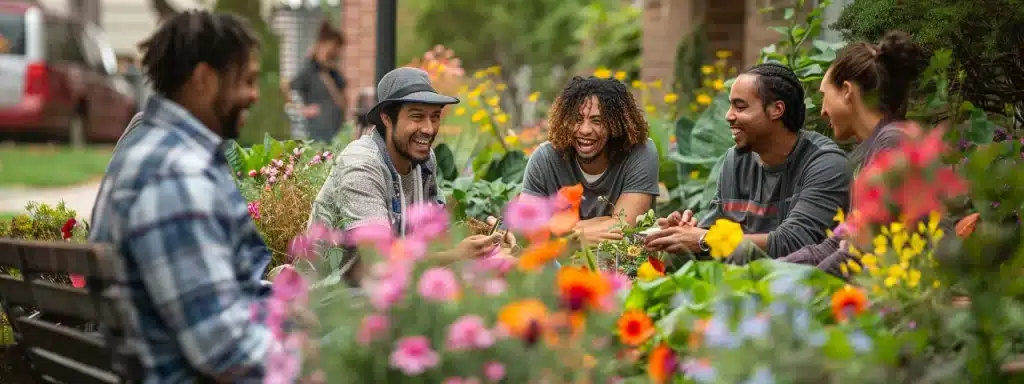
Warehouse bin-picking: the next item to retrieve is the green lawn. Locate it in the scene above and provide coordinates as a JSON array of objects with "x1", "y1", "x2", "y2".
[
  {"x1": 0, "y1": 212, "x2": 18, "y2": 222},
  {"x1": 0, "y1": 144, "x2": 112, "y2": 188}
]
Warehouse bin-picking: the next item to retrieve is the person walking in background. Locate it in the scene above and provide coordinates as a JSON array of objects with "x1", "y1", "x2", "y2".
[
  {"x1": 283, "y1": 21, "x2": 347, "y2": 143},
  {"x1": 89, "y1": 10, "x2": 280, "y2": 382}
]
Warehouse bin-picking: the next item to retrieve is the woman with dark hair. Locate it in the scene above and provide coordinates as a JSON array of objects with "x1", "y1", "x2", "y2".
[
  {"x1": 283, "y1": 21, "x2": 347, "y2": 142},
  {"x1": 780, "y1": 30, "x2": 930, "y2": 274}
]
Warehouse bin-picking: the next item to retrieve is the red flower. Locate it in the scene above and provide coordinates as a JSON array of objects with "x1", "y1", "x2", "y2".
[
  {"x1": 61, "y1": 217, "x2": 76, "y2": 240},
  {"x1": 648, "y1": 257, "x2": 665, "y2": 273},
  {"x1": 893, "y1": 174, "x2": 939, "y2": 222}
]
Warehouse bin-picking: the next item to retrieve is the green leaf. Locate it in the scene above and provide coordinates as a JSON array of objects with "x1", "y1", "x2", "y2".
[
  {"x1": 484, "y1": 150, "x2": 528, "y2": 183},
  {"x1": 967, "y1": 109, "x2": 996, "y2": 144},
  {"x1": 769, "y1": 26, "x2": 791, "y2": 37},
  {"x1": 224, "y1": 140, "x2": 247, "y2": 174},
  {"x1": 784, "y1": 8, "x2": 795, "y2": 20},
  {"x1": 433, "y1": 143, "x2": 459, "y2": 181}
]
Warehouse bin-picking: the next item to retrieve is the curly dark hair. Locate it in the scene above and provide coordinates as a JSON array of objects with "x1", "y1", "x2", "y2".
[
  {"x1": 744, "y1": 63, "x2": 806, "y2": 132},
  {"x1": 547, "y1": 76, "x2": 649, "y2": 158},
  {"x1": 138, "y1": 10, "x2": 261, "y2": 98}
]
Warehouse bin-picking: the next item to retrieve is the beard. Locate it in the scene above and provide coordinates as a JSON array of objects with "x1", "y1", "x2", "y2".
[
  {"x1": 392, "y1": 129, "x2": 433, "y2": 166},
  {"x1": 213, "y1": 92, "x2": 246, "y2": 140}
]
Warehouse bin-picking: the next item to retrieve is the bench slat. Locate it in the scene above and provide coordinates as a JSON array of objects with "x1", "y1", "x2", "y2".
[
  {"x1": 15, "y1": 316, "x2": 114, "y2": 372},
  {"x1": 26, "y1": 347, "x2": 119, "y2": 384},
  {"x1": 0, "y1": 276, "x2": 121, "y2": 326},
  {"x1": 0, "y1": 239, "x2": 116, "y2": 279}
]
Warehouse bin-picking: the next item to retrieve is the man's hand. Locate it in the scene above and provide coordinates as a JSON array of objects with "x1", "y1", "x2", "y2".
[
  {"x1": 575, "y1": 218, "x2": 624, "y2": 245},
  {"x1": 656, "y1": 209, "x2": 698, "y2": 229},
  {"x1": 485, "y1": 216, "x2": 517, "y2": 248},
  {"x1": 453, "y1": 233, "x2": 502, "y2": 260},
  {"x1": 644, "y1": 225, "x2": 707, "y2": 254}
]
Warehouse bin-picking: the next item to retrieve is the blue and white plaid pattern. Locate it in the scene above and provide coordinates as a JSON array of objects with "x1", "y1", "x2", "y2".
[{"x1": 89, "y1": 96, "x2": 275, "y2": 383}]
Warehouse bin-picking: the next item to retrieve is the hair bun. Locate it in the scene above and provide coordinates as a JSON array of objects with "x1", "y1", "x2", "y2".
[{"x1": 875, "y1": 30, "x2": 928, "y2": 84}]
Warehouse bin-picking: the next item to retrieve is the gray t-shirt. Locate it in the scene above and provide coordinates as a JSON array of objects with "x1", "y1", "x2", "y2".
[
  {"x1": 290, "y1": 59, "x2": 346, "y2": 142},
  {"x1": 521, "y1": 139, "x2": 661, "y2": 219}
]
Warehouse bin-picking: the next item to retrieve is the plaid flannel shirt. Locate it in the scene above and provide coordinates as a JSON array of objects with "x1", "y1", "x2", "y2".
[{"x1": 89, "y1": 96, "x2": 275, "y2": 383}]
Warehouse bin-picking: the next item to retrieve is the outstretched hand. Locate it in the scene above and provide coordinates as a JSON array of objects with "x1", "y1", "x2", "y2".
[
  {"x1": 644, "y1": 225, "x2": 706, "y2": 254},
  {"x1": 656, "y1": 209, "x2": 698, "y2": 229}
]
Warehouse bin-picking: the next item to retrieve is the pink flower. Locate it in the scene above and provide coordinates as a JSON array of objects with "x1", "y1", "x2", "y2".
[
  {"x1": 272, "y1": 266, "x2": 308, "y2": 303},
  {"x1": 346, "y1": 220, "x2": 395, "y2": 254},
  {"x1": 389, "y1": 336, "x2": 440, "y2": 376},
  {"x1": 248, "y1": 169, "x2": 258, "y2": 178},
  {"x1": 474, "y1": 256, "x2": 516, "y2": 277},
  {"x1": 504, "y1": 194, "x2": 553, "y2": 233},
  {"x1": 358, "y1": 314, "x2": 390, "y2": 345},
  {"x1": 390, "y1": 237, "x2": 429, "y2": 262},
  {"x1": 603, "y1": 270, "x2": 631, "y2": 293},
  {"x1": 418, "y1": 267, "x2": 460, "y2": 302},
  {"x1": 287, "y1": 234, "x2": 316, "y2": 261},
  {"x1": 366, "y1": 262, "x2": 411, "y2": 310},
  {"x1": 406, "y1": 202, "x2": 450, "y2": 240},
  {"x1": 265, "y1": 348, "x2": 300, "y2": 384},
  {"x1": 482, "y1": 278, "x2": 506, "y2": 296},
  {"x1": 307, "y1": 222, "x2": 346, "y2": 246},
  {"x1": 70, "y1": 274, "x2": 86, "y2": 288},
  {"x1": 484, "y1": 361, "x2": 506, "y2": 382},
  {"x1": 446, "y1": 315, "x2": 495, "y2": 351},
  {"x1": 248, "y1": 201, "x2": 261, "y2": 221}
]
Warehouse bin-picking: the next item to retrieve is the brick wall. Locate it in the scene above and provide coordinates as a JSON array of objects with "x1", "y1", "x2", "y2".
[
  {"x1": 640, "y1": 0, "x2": 699, "y2": 86},
  {"x1": 340, "y1": 0, "x2": 377, "y2": 120}
]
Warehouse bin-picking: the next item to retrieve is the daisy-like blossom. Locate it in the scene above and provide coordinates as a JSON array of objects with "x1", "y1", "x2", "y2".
[
  {"x1": 504, "y1": 194, "x2": 553, "y2": 233},
  {"x1": 357, "y1": 314, "x2": 390, "y2": 346},
  {"x1": 446, "y1": 315, "x2": 496, "y2": 350},
  {"x1": 389, "y1": 336, "x2": 440, "y2": 376},
  {"x1": 406, "y1": 202, "x2": 449, "y2": 240},
  {"x1": 418, "y1": 267, "x2": 461, "y2": 302}
]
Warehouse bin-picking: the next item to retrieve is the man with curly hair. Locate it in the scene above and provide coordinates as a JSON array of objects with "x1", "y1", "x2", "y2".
[
  {"x1": 645, "y1": 63, "x2": 851, "y2": 260},
  {"x1": 521, "y1": 76, "x2": 661, "y2": 244}
]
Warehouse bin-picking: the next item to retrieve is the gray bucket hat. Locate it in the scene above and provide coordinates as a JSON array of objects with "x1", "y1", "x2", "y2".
[{"x1": 366, "y1": 67, "x2": 460, "y2": 127}]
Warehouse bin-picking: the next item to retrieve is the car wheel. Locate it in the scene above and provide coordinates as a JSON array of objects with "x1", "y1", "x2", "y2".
[{"x1": 68, "y1": 112, "x2": 86, "y2": 148}]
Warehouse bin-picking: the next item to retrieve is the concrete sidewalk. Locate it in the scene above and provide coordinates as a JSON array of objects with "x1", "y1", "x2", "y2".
[{"x1": 0, "y1": 181, "x2": 100, "y2": 220}]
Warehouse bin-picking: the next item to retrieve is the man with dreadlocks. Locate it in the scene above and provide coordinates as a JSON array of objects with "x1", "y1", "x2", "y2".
[
  {"x1": 521, "y1": 76, "x2": 660, "y2": 244},
  {"x1": 645, "y1": 63, "x2": 851, "y2": 260},
  {"x1": 89, "y1": 10, "x2": 283, "y2": 382}
]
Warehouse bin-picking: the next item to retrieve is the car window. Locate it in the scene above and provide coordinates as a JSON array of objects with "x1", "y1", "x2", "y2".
[{"x1": 0, "y1": 12, "x2": 26, "y2": 55}]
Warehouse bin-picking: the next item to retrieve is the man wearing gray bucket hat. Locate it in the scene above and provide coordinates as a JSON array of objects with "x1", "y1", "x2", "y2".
[{"x1": 310, "y1": 67, "x2": 504, "y2": 272}]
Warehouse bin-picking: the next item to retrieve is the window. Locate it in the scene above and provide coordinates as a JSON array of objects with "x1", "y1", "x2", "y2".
[{"x1": 0, "y1": 12, "x2": 26, "y2": 55}]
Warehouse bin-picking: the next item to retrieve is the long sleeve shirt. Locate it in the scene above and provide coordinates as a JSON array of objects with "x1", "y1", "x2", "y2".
[
  {"x1": 698, "y1": 130, "x2": 852, "y2": 259},
  {"x1": 89, "y1": 96, "x2": 275, "y2": 383}
]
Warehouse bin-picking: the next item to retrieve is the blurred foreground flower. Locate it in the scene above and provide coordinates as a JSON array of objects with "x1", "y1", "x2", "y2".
[{"x1": 705, "y1": 219, "x2": 744, "y2": 259}]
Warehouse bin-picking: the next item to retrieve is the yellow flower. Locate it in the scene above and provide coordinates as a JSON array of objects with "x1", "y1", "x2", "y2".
[
  {"x1": 704, "y1": 219, "x2": 744, "y2": 259},
  {"x1": 473, "y1": 70, "x2": 486, "y2": 79},
  {"x1": 689, "y1": 170, "x2": 700, "y2": 179},
  {"x1": 663, "y1": 93, "x2": 679, "y2": 104},
  {"x1": 833, "y1": 208, "x2": 845, "y2": 224},
  {"x1": 650, "y1": 80, "x2": 663, "y2": 89},
  {"x1": 454, "y1": 107, "x2": 466, "y2": 116},
  {"x1": 471, "y1": 110, "x2": 488, "y2": 123},
  {"x1": 458, "y1": 85, "x2": 469, "y2": 94},
  {"x1": 480, "y1": 123, "x2": 494, "y2": 133},
  {"x1": 645, "y1": 105, "x2": 656, "y2": 113},
  {"x1": 495, "y1": 113, "x2": 509, "y2": 124},
  {"x1": 486, "y1": 96, "x2": 500, "y2": 107},
  {"x1": 496, "y1": 83, "x2": 507, "y2": 91},
  {"x1": 632, "y1": 80, "x2": 645, "y2": 89},
  {"x1": 468, "y1": 88, "x2": 482, "y2": 100},
  {"x1": 528, "y1": 92, "x2": 540, "y2": 103},
  {"x1": 614, "y1": 71, "x2": 627, "y2": 81},
  {"x1": 860, "y1": 254, "x2": 879, "y2": 269},
  {"x1": 715, "y1": 50, "x2": 732, "y2": 59},
  {"x1": 594, "y1": 67, "x2": 612, "y2": 79},
  {"x1": 469, "y1": 98, "x2": 480, "y2": 108},
  {"x1": 906, "y1": 269, "x2": 921, "y2": 288},
  {"x1": 487, "y1": 66, "x2": 501, "y2": 75},
  {"x1": 637, "y1": 262, "x2": 664, "y2": 281},
  {"x1": 846, "y1": 260, "x2": 862, "y2": 274},
  {"x1": 626, "y1": 245, "x2": 642, "y2": 257},
  {"x1": 696, "y1": 94, "x2": 713, "y2": 105},
  {"x1": 873, "y1": 235, "x2": 888, "y2": 255},
  {"x1": 701, "y1": 65, "x2": 714, "y2": 75},
  {"x1": 504, "y1": 134, "x2": 519, "y2": 146},
  {"x1": 713, "y1": 79, "x2": 725, "y2": 91}
]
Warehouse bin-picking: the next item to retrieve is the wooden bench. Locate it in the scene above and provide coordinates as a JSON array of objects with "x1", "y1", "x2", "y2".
[{"x1": 0, "y1": 239, "x2": 142, "y2": 384}]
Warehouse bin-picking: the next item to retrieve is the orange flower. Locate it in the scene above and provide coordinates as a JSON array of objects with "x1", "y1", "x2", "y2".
[
  {"x1": 518, "y1": 239, "x2": 567, "y2": 271},
  {"x1": 557, "y1": 184, "x2": 584, "y2": 207},
  {"x1": 689, "y1": 318, "x2": 709, "y2": 348},
  {"x1": 557, "y1": 266, "x2": 612, "y2": 312},
  {"x1": 831, "y1": 285, "x2": 868, "y2": 322},
  {"x1": 498, "y1": 299, "x2": 550, "y2": 344},
  {"x1": 548, "y1": 210, "x2": 579, "y2": 235},
  {"x1": 617, "y1": 310, "x2": 655, "y2": 346},
  {"x1": 552, "y1": 310, "x2": 587, "y2": 336},
  {"x1": 647, "y1": 344, "x2": 677, "y2": 384}
]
